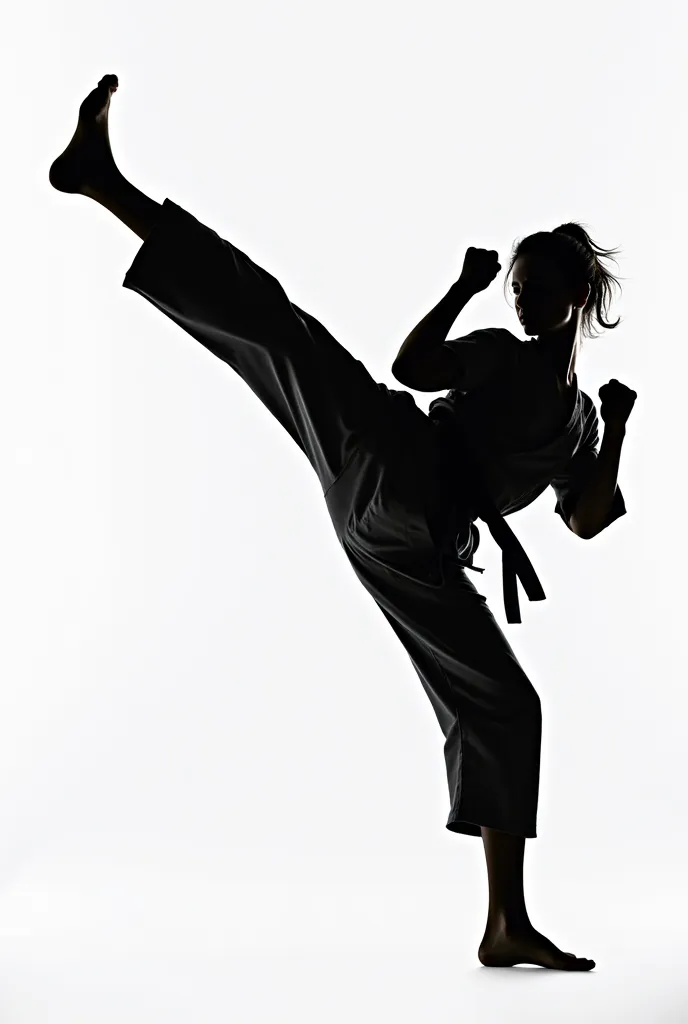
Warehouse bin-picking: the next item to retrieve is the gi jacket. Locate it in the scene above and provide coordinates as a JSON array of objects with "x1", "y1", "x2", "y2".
[{"x1": 426, "y1": 327, "x2": 627, "y2": 623}]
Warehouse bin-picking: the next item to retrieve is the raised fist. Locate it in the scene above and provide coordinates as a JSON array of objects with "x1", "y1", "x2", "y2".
[
  {"x1": 598, "y1": 379, "x2": 637, "y2": 428},
  {"x1": 458, "y1": 247, "x2": 501, "y2": 293}
]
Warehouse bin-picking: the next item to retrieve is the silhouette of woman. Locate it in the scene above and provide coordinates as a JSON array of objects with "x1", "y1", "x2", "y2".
[{"x1": 49, "y1": 75, "x2": 637, "y2": 970}]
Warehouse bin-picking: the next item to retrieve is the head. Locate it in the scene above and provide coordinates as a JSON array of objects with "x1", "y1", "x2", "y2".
[{"x1": 503, "y1": 223, "x2": 623, "y2": 343}]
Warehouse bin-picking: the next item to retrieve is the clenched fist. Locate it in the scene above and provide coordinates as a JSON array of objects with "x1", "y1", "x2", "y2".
[
  {"x1": 599, "y1": 378, "x2": 637, "y2": 428},
  {"x1": 458, "y1": 247, "x2": 501, "y2": 294}
]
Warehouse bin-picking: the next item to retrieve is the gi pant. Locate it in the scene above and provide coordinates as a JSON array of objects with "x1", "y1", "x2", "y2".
[{"x1": 122, "y1": 199, "x2": 542, "y2": 838}]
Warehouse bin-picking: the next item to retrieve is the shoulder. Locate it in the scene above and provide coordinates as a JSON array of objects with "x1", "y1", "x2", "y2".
[
  {"x1": 474, "y1": 327, "x2": 523, "y2": 345},
  {"x1": 464, "y1": 327, "x2": 524, "y2": 368},
  {"x1": 451, "y1": 326, "x2": 523, "y2": 347}
]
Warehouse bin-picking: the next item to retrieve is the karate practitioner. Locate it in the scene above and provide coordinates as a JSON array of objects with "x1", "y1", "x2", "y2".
[{"x1": 49, "y1": 74, "x2": 638, "y2": 970}]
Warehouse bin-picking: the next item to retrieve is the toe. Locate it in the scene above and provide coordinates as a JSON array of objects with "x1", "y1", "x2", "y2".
[{"x1": 559, "y1": 950, "x2": 594, "y2": 969}]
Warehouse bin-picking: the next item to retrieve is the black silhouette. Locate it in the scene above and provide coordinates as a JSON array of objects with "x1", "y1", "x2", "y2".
[{"x1": 50, "y1": 75, "x2": 638, "y2": 970}]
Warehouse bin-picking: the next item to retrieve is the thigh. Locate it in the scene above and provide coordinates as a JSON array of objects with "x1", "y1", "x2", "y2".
[
  {"x1": 338, "y1": 502, "x2": 540, "y2": 723},
  {"x1": 122, "y1": 197, "x2": 418, "y2": 494}
]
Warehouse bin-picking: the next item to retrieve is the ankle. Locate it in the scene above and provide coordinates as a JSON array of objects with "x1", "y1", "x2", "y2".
[
  {"x1": 82, "y1": 165, "x2": 126, "y2": 203},
  {"x1": 486, "y1": 909, "x2": 531, "y2": 935}
]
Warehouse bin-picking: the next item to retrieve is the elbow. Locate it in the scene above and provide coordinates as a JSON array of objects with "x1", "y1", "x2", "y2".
[
  {"x1": 391, "y1": 361, "x2": 408, "y2": 385},
  {"x1": 391, "y1": 350, "x2": 457, "y2": 392},
  {"x1": 569, "y1": 516, "x2": 597, "y2": 540}
]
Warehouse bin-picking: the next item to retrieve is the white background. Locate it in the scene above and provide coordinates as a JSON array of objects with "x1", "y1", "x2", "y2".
[{"x1": 1, "y1": 0, "x2": 686, "y2": 1020}]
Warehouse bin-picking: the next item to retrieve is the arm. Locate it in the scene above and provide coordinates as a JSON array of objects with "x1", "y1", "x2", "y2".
[
  {"x1": 569, "y1": 377, "x2": 637, "y2": 538},
  {"x1": 392, "y1": 246, "x2": 501, "y2": 391},
  {"x1": 393, "y1": 278, "x2": 476, "y2": 367},
  {"x1": 569, "y1": 423, "x2": 626, "y2": 539}
]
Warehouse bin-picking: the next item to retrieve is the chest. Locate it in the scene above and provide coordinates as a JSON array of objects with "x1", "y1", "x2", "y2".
[{"x1": 458, "y1": 366, "x2": 576, "y2": 452}]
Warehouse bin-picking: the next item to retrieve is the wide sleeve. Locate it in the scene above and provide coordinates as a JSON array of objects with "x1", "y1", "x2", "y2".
[
  {"x1": 550, "y1": 398, "x2": 627, "y2": 532},
  {"x1": 441, "y1": 327, "x2": 517, "y2": 392}
]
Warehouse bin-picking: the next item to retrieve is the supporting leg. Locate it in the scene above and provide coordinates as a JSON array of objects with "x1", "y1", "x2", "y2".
[
  {"x1": 477, "y1": 825, "x2": 595, "y2": 969},
  {"x1": 480, "y1": 825, "x2": 530, "y2": 932}
]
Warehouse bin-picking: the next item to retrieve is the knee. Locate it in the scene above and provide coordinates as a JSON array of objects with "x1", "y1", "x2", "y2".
[
  {"x1": 524, "y1": 685, "x2": 542, "y2": 731},
  {"x1": 510, "y1": 677, "x2": 542, "y2": 725}
]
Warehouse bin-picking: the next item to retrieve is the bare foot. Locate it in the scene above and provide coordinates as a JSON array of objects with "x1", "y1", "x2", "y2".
[
  {"x1": 49, "y1": 74, "x2": 120, "y2": 195},
  {"x1": 478, "y1": 922, "x2": 595, "y2": 970}
]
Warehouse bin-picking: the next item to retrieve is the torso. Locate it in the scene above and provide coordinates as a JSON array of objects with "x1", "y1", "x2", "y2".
[
  {"x1": 432, "y1": 338, "x2": 580, "y2": 456},
  {"x1": 493, "y1": 360, "x2": 577, "y2": 451}
]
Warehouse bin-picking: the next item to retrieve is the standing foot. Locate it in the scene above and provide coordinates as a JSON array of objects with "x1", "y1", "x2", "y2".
[
  {"x1": 478, "y1": 922, "x2": 595, "y2": 970},
  {"x1": 49, "y1": 74, "x2": 121, "y2": 195}
]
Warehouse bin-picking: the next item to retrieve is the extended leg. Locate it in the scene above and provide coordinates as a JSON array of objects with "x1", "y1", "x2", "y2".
[
  {"x1": 50, "y1": 74, "x2": 398, "y2": 499},
  {"x1": 49, "y1": 74, "x2": 161, "y2": 242}
]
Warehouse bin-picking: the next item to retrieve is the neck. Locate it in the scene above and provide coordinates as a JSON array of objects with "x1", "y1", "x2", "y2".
[{"x1": 535, "y1": 309, "x2": 581, "y2": 387}]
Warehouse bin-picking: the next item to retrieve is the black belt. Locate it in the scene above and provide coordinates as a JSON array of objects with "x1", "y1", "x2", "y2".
[
  {"x1": 432, "y1": 413, "x2": 546, "y2": 624},
  {"x1": 459, "y1": 506, "x2": 546, "y2": 624}
]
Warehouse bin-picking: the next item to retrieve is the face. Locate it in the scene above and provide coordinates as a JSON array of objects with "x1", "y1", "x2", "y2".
[{"x1": 511, "y1": 253, "x2": 588, "y2": 337}]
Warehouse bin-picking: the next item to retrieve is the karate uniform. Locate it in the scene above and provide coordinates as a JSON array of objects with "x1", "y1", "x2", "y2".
[{"x1": 122, "y1": 200, "x2": 626, "y2": 838}]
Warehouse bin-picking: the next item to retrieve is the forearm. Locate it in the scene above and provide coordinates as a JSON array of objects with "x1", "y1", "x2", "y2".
[
  {"x1": 569, "y1": 424, "x2": 626, "y2": 539},
  {"x1": 393, "y1": 279, "x2": 476, "y2": 368}
]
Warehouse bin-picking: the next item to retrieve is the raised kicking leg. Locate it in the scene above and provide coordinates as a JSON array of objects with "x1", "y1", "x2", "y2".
[{"x1": 50, "y1": 74, "x2": 160, "y2": 242}]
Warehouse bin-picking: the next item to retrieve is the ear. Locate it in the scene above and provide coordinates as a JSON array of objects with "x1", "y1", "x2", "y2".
[{"x1": 575, "y1": 282, "x2": 592, "y2": 309}]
